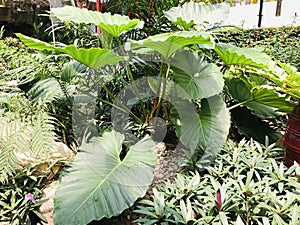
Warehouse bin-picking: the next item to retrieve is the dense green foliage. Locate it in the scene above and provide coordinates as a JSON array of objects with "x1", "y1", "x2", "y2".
[
  {"x1": 215, "y1": 25, "x2": 300, "y2": 69},
  {"x1": 1, "y1": 1, "x2": 300, "y2": 224},
  {"x1": 0, "y1": 39, "x2": 61, "y2": 183},
  {"x1": 0, "y1": 36, "x2": 73, "y2": 224},
  {"x1": 13, "y1": 2, "x2": 300, "y2": 224},
  {"x1": 0, "y1": 166, "x2": 48, "y2": 224},
  {"x1": 213, "y1": 26, "x2": 300, "y2": 143},
  {"x1": 135, "y1": 140, "x2": 300, "y2": 225}
]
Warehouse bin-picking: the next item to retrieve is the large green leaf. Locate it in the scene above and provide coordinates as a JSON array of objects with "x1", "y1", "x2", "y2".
[
  {"x1": 129, "y1": 31, "x2": 214, "y2": 59},
  {"x1": 214, "y1": 43, "x2": 273, "y2": 68},
  {"x1": 225, "y1": 76, "x2": 252, "y2": 102},
  {"x1": 54, "y1": 130, "x2": 156, "y2": 225},
  {"x1": 171, "y1": 50, "x2": 224, "y2": 99},
  {"x1": 196, "y1": 96, "x2": 230, "y2": 155},
  {"x1": 225, "y1": 76, "x2": 295, "y2": 114},
  {"x1": 231, "y1": 106, "x2": 280, "y2": 144},
  {"x1": 164, "y1": 2, "x2": 230, "y2": 30},
  {"x1": 172, "y1": 95, "x2": 230, "y2": 159},
  {"x1": 250, "y1": 88, "x2": 295, "y2": 113},
  {"x1": 51, "y1": 6, "x2": 144, "y2": 37},
  {"x1": 270, "y1": 62, "x2": 300, "y2": 101},
  {"x1": 16, "y1": 34, "x2": 124, "y2": 70}
]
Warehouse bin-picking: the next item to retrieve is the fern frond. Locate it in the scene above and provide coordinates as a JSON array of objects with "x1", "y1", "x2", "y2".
[
  {"x1": 28, "y1": 78, "x2": 64, "y2": 103},
  {"x1": 0, "y1": 112, "x2": 57, "y2": 184},
  {"x1": 31, "y1": 112, "x2": 56, "y2": 157},
  {"x1": 0, "y1": 118, "x2": 31, "y2": 183}
]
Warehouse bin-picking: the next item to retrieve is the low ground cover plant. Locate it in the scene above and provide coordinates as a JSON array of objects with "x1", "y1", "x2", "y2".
[
  {"x1": 135, "y1": 139, "x2": 300, "y2": 225},
  {"x1": 0, "y1": 166, "x2": 48, "y2": 224}
]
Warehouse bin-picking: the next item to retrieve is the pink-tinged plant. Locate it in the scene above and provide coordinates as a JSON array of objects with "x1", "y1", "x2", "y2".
[
  {"x1": 25, "y1": 193, "x2": 36, "y2": 203},
  {"x1": 216, "y1": 190, "x2": 222, "y2": 212}
]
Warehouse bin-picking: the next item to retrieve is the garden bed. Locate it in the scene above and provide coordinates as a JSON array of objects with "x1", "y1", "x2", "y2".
[{"x1": 1, "y1": 2, "x2": 300, "y2": 224}]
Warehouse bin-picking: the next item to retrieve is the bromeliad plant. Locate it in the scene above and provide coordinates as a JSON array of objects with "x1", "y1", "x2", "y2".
[{"x1": 15, "y1": 2, "x2": 290, "y2": 224}]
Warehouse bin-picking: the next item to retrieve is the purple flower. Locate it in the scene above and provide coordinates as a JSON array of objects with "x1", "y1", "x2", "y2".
[
  {"x1": 25, "y1": 193, "x2": 36, "y2": 203},
  {"x1": 216, "y1": 190, "x2": 222, "y2": 212}
]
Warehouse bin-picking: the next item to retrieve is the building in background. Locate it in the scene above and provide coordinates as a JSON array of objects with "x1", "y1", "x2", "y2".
[{"x1": 224, "y1": 0, "x2": 300, "y2": 28}]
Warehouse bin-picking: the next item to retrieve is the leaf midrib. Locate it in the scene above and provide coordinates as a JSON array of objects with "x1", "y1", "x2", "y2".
[{"x1": 61, "y1": 148, "x2": 124, "y2": 223}]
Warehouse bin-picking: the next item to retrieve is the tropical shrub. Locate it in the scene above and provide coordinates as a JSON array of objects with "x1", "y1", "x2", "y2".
[
  {"x1": 163, "y1": 1, "x2": 295, "y2": 143},
  {"x1": 135, "y1": 139, "x2": 300, "y2": 225},
  {"x1": 214, "y1": 26, "x2": 300, "y2": 137},
  {"x1": 206, "y1": 25, "x2": 300, "y2": 143},
  {"x1": 221, "y1": 64, "x2": 294, "y2": 143},
  {"x1": 15, "y1": 2, "x2": 292, "y2": 224}
]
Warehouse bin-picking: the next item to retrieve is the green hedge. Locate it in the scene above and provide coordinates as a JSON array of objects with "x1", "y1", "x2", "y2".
[{"x1": 215, "y1": 25, "x2": 300, "y2": 69}]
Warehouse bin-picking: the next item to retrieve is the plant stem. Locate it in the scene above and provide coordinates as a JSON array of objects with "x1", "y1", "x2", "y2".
[
  {"x1": 149, "y1": 63, "x2": 164, "y2": 119},
  {"x1": 244, "y1": 193, "x2": 251, "y2": 225},
  {"x1": 116, "y1": 38, "x2": 148, "y2": 120},
  {"x1": 81, "y1": 90, "x2": 143, "y2": 124},
  {"x1": 149, "y1": 63, "x2": 170, "y2": 126},
  {"x1": 154, "y1": 63, "x2": 170, "y2": 120},
  {"x1": 49, "y1": 5, "x2": 56, "y2": 46},
  {"x1": 228, "y1": 100, "x2": 252, "y2": 111}
]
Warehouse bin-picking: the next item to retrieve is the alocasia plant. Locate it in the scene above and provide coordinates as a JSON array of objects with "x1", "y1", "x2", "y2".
[{"x1": 16, "y1": 2, "x2": 287, "y2": 224}]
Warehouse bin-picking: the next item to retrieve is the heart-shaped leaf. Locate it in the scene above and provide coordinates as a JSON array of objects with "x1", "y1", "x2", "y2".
[
  {"x1": 214, "y1": 43, "x2": 273, "y2": 69},
  {"x1": 51, "y1": 6, "x2": 144, "y2": 37},
  {"x1": 129, "y1": 31, "x2": 214, "y2": 59},
  {"x1": 16, "y1": 34, "x2": 124, "y2": 69},
  {"x1": 171, "y1": 95, "x2": 230, "y2": 160},
  {"x1": 164, "y1": 2, "x2": 230, "y2": 29},
  {"x1": 54, "y1": 130, "x2": 157, "y2": 225},
  {"x1": 171, "y1": 50, "x2": 224, "y2": 99}
]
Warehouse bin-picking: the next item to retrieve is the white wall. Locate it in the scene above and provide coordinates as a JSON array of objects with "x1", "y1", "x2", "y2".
[{"x1": 223, "y1": 0, "x2": 300, "y2": 28}]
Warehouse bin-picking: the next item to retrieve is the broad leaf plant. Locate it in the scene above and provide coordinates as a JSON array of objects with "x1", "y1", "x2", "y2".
[{"x1": 15, "y1": 1, "x2": 293, "y2": 224}]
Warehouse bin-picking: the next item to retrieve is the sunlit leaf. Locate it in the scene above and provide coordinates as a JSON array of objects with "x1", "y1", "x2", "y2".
[
  {"x1": 225, "y1": 75, "x2": 295, "y2": 114},
  {"x1": 54, "y1": 130, "x2": 156, "y2": 225},
  {"x1": 171, "y1": 50, "x2": 224, "y2": 99},
  {"x1": 51, "y1": 6, "x2": 144, "y2": 37},
  {"x1": 130, "y1": 31, "x2": 214, "y2": 59},
  {"x1": 16, "y1": 34, "x2": 124, "y2": 69},
  {"x1": 215, "y1": 43, "x2": 273, "y2": 68},
  {"x1": 164, "y1": 2, "x2": 230, "y2": 30}
]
